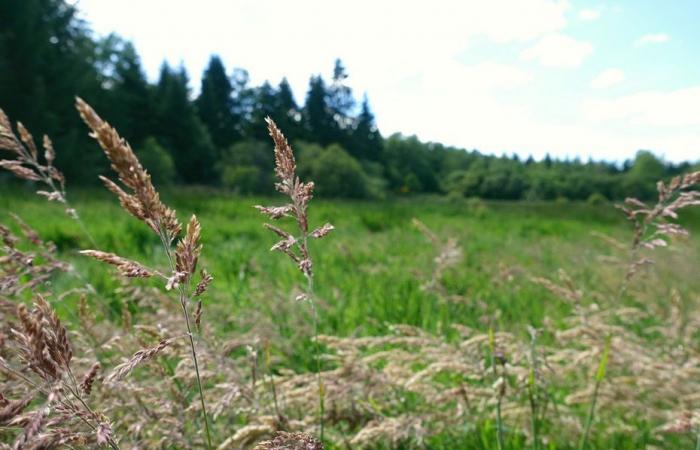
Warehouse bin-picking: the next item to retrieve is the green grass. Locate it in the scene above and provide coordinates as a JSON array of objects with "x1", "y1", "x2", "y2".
[
  {"x1": 3, "y1": 185, "x2": 699, "y2": 349},
  {"x1": 2, "y1": 185, "x2": 700, "y2": 448}
]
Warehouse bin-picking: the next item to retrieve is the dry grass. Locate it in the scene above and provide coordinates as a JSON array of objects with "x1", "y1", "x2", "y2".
[
  {"x1": 256, "y1": 117, "x2": 334, "y2": 441},
  {"x1": 1, "y1": 100, "x2": 699, "y2": 449}
]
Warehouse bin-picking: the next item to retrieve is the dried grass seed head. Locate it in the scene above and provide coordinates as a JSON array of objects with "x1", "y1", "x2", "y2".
[
  {"x1": 253, "y1": 431, "x2": 324, "y2": 450},
  {"x1": 80, "y1": 250, "x2": 153, "y2": 278},
  {"x1": 175, "y1": 215, "x2": 202, "y2": 283},
  {"x1": 75, "y1": 97, "x2": 181, "y2": 242}
]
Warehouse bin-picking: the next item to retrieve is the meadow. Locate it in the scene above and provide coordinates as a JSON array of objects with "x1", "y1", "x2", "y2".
[
  {"x1": 7, "y1": 188, "x2": 697, "y2": 345},
  {"x1": 3, "y1": 2, "x2": 700, "y2": 446},
  {"x1": 2, "y1": 103, "x2": 700, "y2": 450},
  {"x1": 3, "y1": 184, "x2": 700, "y2": 449}
]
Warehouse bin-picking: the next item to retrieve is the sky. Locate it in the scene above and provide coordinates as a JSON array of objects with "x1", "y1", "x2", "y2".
[{"x1": 73, "y1": 0, "x2": 700, "y2": 163}]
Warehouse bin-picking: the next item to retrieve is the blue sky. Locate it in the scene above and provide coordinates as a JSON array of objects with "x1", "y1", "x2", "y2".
[{"x1": 73, "y1": 0, "x2": 700, "y2": 162}]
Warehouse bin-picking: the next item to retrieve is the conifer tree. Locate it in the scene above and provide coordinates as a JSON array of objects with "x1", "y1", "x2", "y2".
[
  {"x1": 100, "y1": 36, "x2": 154, "y2": 146},
  {"x1": 156, "y1": 64, "x2": 217, "y2": 184},
  {"x1": 272, "y1": 78, "x2": 302, "y2": 142},
  {"x1": 351, "y1": 95, "x2": 382, "y2": 161},
  {"x1": 245, "y1": 81, "x2": 278, "y2": 141},
  {"x1": 303, "y1": 75, "x2": 337, "y2": 146},
  {"x1": 196, "y1": 55, "x2": 238, "y2": 150},
  {"x1": 0, "y1": 0, "x2": 106, "y2": 181}
]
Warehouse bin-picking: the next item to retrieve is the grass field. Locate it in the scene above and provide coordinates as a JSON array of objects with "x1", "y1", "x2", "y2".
[{"x1": 2, "y1": 185, "x2": 700, "y2": 449}]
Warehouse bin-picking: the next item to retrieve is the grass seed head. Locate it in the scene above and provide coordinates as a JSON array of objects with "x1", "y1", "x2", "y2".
[{"x1": 76, "y1": 97, "x2": 181, "y2": 242}]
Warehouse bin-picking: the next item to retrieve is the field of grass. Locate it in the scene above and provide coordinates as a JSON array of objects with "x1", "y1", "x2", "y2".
[{"x1": 2, "y1": 185, "x2": 700, "y2": 449}]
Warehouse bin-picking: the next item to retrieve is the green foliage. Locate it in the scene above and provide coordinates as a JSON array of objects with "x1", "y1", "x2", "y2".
[
  {"x1": 96, "y1": 35, "x2": 154, "y2": 147},
  {"x1": 3, "y1": 188, "x2": 700, "y2": 449},
  {"x1": 196, "y1": 55, "x2": 239, "y2": 149},
  {"x1": 136, "y1": 137, "x2": 175, "y2": 185},
  {"x1": 273, "y1": 78, "x2": 304, "y2": 141},
  {"x1": 0, "y1": 0, "x2": 696, "y2": 198},
  {"x1": 298, "y1": 143, "x2": 371, "y2": 198},
  {"x1": 155, "y1": 64, "x2": 218, "y2": 184},
  {"x1": 587, "y1": 192, "x2": 607, "y2": 206},
  {"x1": 221, "y1": 165, "x2": 262, "y2": 194},
  {"x1": 218, "y1": 140, "x2": 274, "y2": 193},
  {"x1": 351, "y1": 96, "x2": 383, "y2": 161},
  {"x1": 384, "y1": 134, "x2": 440, "y2": 194},
  {"x1": 303, "y1": 75, "x2": 339, "y2": 147},
  {"x1": 0, "y1": 0, "x2": 108, "y2": 182},
  {"x1": 623, "y1": 150, "x2": 667, "y2": 199}
]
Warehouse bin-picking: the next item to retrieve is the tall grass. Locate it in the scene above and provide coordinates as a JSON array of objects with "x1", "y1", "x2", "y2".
[
  {"x1": 1, "y1": 99, "x2": 699, "y2": 449},
  {"x1": 578, "y1": 336, "x2": 610, "y2": 450}
]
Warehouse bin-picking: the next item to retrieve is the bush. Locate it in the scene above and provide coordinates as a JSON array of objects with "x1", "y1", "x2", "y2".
[
  {"x1": 221, "y1": 165, "x2": 262, "y2": 194},
  {"x1": 298, "y1": 143, "x2": 372, "y2": 198},
  {"x1": 360, "y1": 160, "x2": 388, "y2": 199},
  {"x1": 218, "y1": 140, "x2": 274, "y2": 193},
  {"x1": 587, "y1": 192, "x2": 607, "y2": 206},
  {"x1": 136, "y1": 137, "x2": 176, "y2": 185},
  {"x1": 444, "y1": 169, "x2": 481, "y2": 198}
]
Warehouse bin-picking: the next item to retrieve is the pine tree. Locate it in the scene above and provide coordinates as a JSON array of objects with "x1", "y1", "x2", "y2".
[
  {"x1": 243, "y1": 78, "x2": 303, "y2": 142},
  {"x1": 272, "y1": 78, "x2": 302, "y2": 142},
  {"x1": 544, "y1": 153, "x2": 553, "y2": 169},
  {"x1": 155, "y1": 63, "x2": 217, "y2": 184},
  {"x1": 351, "y1": 95, "x2": 382, "y2": 161},
  {"x1": 230, "y1": 67, "x2": 255, "y2": 138},
  {"x1": 195, "y1": 55, "x2": 238, "y2": 150},
  {"x1": 327, "y1": 59, "x2": 355, "y2": 130},
  {"x1": 303, "y1": 75, "x2": 337, "y2": 146},
  {"x1": 0, "y1": 0, "x2": 106, "y2": 182},
  {"x1": 99, "y1": 36, "x2": 154, "y2": 146},
  {"x1": 245, "y1": 81, "x2": 278, "y2": 141}
]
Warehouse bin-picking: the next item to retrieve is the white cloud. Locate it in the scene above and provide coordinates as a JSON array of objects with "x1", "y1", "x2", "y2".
[
  {"x1": 582, "y1": 86, "x2": 700, "y2": 127},
  {"x1": 71, "y1": 0, "x2": 699, "y2": 163},
  {"x1": 635, "y1": 33, "x2": 670, "y2": 46},
  {"x1": 448, "y1": 62, "x2": 533, "y2": 88},
  {"x1": 520, "y1": 34, "x2": 593, "y2": 68},
  {"x1": 590, "y1": 68, "x2": 624, "y2": 89},
  {"x1": 75, "y1": 0, "x2": 569, "y2": 91},
  {"x1": 578, "y1": 8, "x2": 600, "y2": 20}
]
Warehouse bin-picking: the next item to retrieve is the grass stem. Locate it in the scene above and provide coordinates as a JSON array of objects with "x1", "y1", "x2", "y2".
[
  {"x1": 578, "y1": 337, "x2": 610, "y2": 450},
  {"x1": 489, "y1": 328, "x2": 505, "y2": 450},
  {"x1": 306, "y1": 273, "x2": 325, "y2": 443},
  {"x1": 159, "y1": 228, "x2": 213, "y2": 450}
]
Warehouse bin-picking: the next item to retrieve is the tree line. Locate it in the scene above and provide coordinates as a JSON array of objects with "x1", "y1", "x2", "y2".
[{"x1": 1, "y1": 0, "x2": 697, "y2": 200}]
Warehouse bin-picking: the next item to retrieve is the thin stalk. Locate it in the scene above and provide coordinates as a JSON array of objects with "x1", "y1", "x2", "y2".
[
  {"x1": 496, "y1": 393, "x2": 504, "y2": 450},
  {"x1": 306, "y1": 272, "x2": 325, "y2": 442},
  {"x1": 158, "y1": 228, "x2": 213, "y2": 450},
  {"x1": 68, "y1": 205, "x2": 98, "y2": 248},
  {"x1": 489, "y1": 328, "x2": 505, "y2": 450},
  {"x1": 0, "y1": 362, "x2": 120, "y2": 450},
  {"x1": 578, "y1": 338, "x2": 611, "y2": 450},
  {"x1": 264, "y1": 341, "x2": 282, "y2": 419},
  {"x1": 65, "y1": 379, "x2": 121, "y2": 450},
  {"x1": 695, "y1": 430, "x2": 700, "y2": 450},
  {"x1": 179, "y1": 297, "x2": 213, "y2": 450},
  {"x1": 528, "y1": 329, "x2": 540, "y2": 450},
  {"x1": 578, "y1": 379, "x2": 601, "y2": 450},
  {"x1": 528, "y1": 377, "x2": 538, "y2": 450},
  {"x1": 618, "y1": 246, "x2": 639, "y2": 300}
]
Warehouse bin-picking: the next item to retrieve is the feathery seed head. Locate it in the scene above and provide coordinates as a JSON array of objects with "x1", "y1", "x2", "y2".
[
  {"x1": 80, "y1": 250, "x2": 153, "y2": 278},
  {"x1": 76, "y1": 97, "x2": 181, "y2": 242}
]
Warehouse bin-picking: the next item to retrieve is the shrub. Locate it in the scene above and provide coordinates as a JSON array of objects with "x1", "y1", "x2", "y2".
[
  {"x1": 136, "y1": 136, "x2": 176, "y2": 185},
  {"x1": 444, "y1": 169, "x2": 481, "y2": 198},
  {"x1": 222, "y1": 165, "x2": 262, "y2": 194},
  {"x1": 299, "y1": 142, "x2": 371, "y2": 198},
  {"x1": 218, "y1": 140, "x2": 274, "y2": 193},
  {"x1": 587, "y1": 192, "x2": 607, "y2": 206}
]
